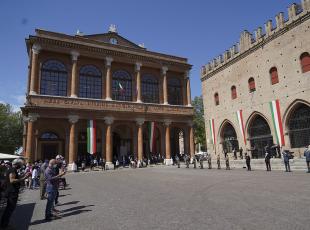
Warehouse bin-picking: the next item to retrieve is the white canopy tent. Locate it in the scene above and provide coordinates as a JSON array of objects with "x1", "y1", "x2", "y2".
[{"x1": 0, "y1": 153, "x2": 24, "y2": 160}]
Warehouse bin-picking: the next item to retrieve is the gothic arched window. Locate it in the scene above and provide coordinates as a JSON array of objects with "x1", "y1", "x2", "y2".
[
  {"x1": 112, "y1": 70, "x2": 132, "y2": 101},
  {"x1": 142, "y1": 74, "x2": 159, "y2": 103},
  {"x1": 168, "y1": 78, "x2": 182, "y2": 105},
  {"x1": 40, "y1": 60, "x2": 68, "y2": 96},
  {"x1": 79, "y1": 65, "x2": 102, "y2": 99}
]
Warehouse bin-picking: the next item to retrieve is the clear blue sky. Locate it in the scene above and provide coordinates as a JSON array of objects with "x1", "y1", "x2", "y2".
[{"x1": 0, "y1": 0, "x2": 294, "y2": 110}]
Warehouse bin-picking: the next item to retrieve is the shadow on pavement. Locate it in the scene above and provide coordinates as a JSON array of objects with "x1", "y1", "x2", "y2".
[
  {"x1": 29, "y1": 204, "x2": 94, "y2": 226},
  {"x1": 57, "y1": 200, "x2": 79, "y2": 206},
  {"x1": 59, "y1": 194, "x2": 71, "y2": 197},
  {"x1": 11, "y1": 202, "x2": 36, "y2": 230}
]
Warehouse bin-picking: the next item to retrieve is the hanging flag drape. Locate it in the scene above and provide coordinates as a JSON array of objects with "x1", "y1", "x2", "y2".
[
  {"x1": 236, "y1": 110, "x2": 246, "y2": 145},
  {"x1": 118, "y1": 81, "x2": 125, "y2": 94},
  {"x1": 87, "y1": 120, "x2": 97, "y2": 154},
  {"x1": 148, "y1": 122, "x2": 156, "y2": 153},
  {"x1": 269, "y1": 99, "x2": 285, "y2": 146},
  {"x1": 209, "y1": 119, "x2": 216, "y2": 145}
]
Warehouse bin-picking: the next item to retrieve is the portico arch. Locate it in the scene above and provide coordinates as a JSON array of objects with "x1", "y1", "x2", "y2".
[
  {"x1": 218, "y1": 120, "x2": 239, "y2": 153},
  {"x1": 112, "y1": 124, "x2": 134, "y2": 163}
]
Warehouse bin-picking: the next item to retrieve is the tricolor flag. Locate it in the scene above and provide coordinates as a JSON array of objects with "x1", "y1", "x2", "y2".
[
  {"x1": 236, "y1": 110, "x2": 246, "y2": 145},
  {"x1": 87, "y1": 120, "x2": 97, "y2": 154},
  {"x1": 209, "y1": 119, "x2": 216, "y2": 145},
  {"x1": 269, "y1": 99, "x2": 285, "y2": 146},
  {"x1": 118, "y1": 81, "x2": 125, "y2": 94},
  {"x1": 148, "y1": 122, "x2": 156, "y2": 153}
]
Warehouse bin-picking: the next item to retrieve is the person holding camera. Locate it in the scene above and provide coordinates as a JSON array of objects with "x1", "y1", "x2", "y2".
[{"x1": 1, "y1": 159, "x2": 31, "y2": 228}]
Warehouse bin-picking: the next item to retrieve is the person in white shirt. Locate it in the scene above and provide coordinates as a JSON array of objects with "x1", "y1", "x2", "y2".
[{"x1": 31, "y1": 166, "x2": 38, "y2": 188}]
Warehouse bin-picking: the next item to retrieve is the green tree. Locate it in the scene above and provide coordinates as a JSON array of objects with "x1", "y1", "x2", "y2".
[
  {"x1": 192, "y1": 96, "x2": 206, "y2": 151},
  {"x1": 0, "y1": 103, "x2": 23, "y2": 154}
]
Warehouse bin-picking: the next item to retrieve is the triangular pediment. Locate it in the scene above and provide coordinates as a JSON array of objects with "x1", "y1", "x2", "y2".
[{"x1": 83, "y1": 32, "x2": 144, "y2": 49}]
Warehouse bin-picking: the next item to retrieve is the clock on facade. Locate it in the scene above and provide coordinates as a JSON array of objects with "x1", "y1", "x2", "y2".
[{"x1": 109, "y1": 37, "x2": 118, "y2": 45}]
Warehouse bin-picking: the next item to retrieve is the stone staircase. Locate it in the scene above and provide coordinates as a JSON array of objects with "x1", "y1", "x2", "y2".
[{"x1": 211, "y1": 158, "x2": 308, "y2": 171}]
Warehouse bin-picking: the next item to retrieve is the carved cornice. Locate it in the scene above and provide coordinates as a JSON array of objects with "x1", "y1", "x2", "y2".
[{"x1": 25, "y1": 95, "x2": 194, "y2": 116}]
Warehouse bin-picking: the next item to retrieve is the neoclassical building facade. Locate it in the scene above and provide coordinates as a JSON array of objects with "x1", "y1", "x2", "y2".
[
  {"x1": 201, "y1": 1, "x2": 310, "y2": 158},
  {"x1": 22, "y1": 27, "x2": 194, "y2": 168}
]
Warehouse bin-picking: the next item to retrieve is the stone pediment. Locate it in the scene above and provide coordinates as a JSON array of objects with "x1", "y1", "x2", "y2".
[{"x1": 84, "y1": 32, "x2": 144, "y2": 49}]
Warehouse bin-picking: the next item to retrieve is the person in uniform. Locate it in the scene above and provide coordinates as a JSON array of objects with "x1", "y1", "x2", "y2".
[
  {"x1": 245, "y1": 153, "x2": 251, "y2": 171},
  {"x1": 217, "y1": 154, "x2": 221, "y2": 169},
  {"x1": 282, "y1": 150, "x2": 291, "y2": 172},
  {"x1": 1, "y1": 159, "x2": 30, "y2": 228},
  {"x1": 239, "y1": 147, "x2": 243, "y2": 159},
  {"x1": 264, "y1": 145, "x2": 272, "y2": 171},
  {"x1": 225, "y1": 155, "x2": 230, "y2": 170},
  {"x1": 233, "y1": 148, "x2": 237, "y2": 160}
]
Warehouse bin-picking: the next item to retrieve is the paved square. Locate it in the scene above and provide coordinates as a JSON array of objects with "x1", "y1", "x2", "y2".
[{"x1": 12, "y1": 167, "x2": 310, "y2": 230}]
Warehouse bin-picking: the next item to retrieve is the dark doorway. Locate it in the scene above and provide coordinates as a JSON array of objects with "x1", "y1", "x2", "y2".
[
  {"x1": 248, "y1": 116, "x2": 273, "y2": 158},
  {"x1": 221, "y1": 123, "x2": 239, "y2": 153},
  {"x1": 42, "y1": 143, "x2": 58, "y2": 160}
]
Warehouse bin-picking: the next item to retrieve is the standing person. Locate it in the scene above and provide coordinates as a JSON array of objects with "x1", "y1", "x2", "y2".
[
  {"x1": 40, "y1": 160, "x2": 49, "y2": 199},
  {"x1": 45, "y1": 159, "x2": 66, "y2": 221},
  {"x1": 31, "y1": 165, "x2": 39, "y2": 189},
  {"x1": 54, "y1": 157, "x2": 63, "y2": 206},
  {"x1": 265, "y1": 146, "x2": 272, "y2": 171},
  {"x1": 245, "y1": 153, "x2": 251, "y2": 171},
  {"x1": 193, "y1": 156, "x2": 197, "y2": 169},
  {"x1": 217, "y1": 155, "x2": 221, "y2": 169},
  {"x1": 175, "y1": 155, "x2": 180, "y2": 168},
  {"x1": 282, "y1": 150, "x2": 291, "y2": 172},
  {"x1": 233, "y1": 148, "x2": 237, "y2": 160},
  {"x1": 239, "y1": 147, "x2": 243, "y2": 159},
  {"x1": 225, "y1": 155, "x2": 230, "y2": 170},
  {"x1": 1, "y1": 159, "x2": 30, "y2": 228},
  {"x1": 304, "y1": 145, "x2": 310, "y2": 173},
  {"x1": 207, "y1": 153, "x2": 212, "y2": 169}
]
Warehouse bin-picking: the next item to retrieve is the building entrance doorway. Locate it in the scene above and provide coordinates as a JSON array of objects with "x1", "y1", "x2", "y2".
[
  {"x1": 113, "y1": 124, "x2": 133, "y2": 165},
  {"x1": 221, "y1": 122, "x2": 239, "y2": 153}
]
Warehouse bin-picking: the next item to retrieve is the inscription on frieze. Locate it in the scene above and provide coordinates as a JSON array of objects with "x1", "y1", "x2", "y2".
[{"x1": 30, "y1": 96, "x2": 193, "y2": 115}]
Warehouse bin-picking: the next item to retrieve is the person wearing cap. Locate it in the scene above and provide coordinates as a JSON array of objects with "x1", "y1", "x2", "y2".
[{"x1": 1, "y1": 159, "x2": 30, "y2": 228}]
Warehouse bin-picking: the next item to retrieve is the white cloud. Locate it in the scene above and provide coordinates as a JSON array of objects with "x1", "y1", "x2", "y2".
[{"x1": 13, "y1": 94, "x2": 26, "y2": 105}]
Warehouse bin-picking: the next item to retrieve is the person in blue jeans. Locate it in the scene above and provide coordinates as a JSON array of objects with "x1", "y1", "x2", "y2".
[{"x1": 44, "y1": 159, "x2": 66, "y2": 221}]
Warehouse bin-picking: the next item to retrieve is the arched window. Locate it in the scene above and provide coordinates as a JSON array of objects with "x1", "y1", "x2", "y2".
[
  {"x1": 221, "y1": 122, "x2": 239, "y2": 153},
  {"x1": 40, "y1": 132, "x2": 59, "y2": 140},
  {"x1": 270, "y1": 67, "x2": 279, "y2": 85},
  {"x1": 142, "y1": 74, "x2": 159, "y2": 103},
  {"x1": 214, "y1": 92, "x2": 219, "y2": 106},
  {"x1": 300, "y1": 52, "x2": 310, "y2": 73},
  {"x1": 168, "y1": 78, "x2": 182, "y2": 105},
  {"x1": 231, "y1": 86, "x2": 237, "y2": 99},
  {"x1": 79, "y1": 65, "x2": 102, "y2": 99},
  {"x1": 112, "y1": 70, "x2": 132, "y2": 101},
  {"x1": 40, "y1": 60, "x2": 68, "y2": 96},
  {"x1": 248, "y1": 77, "x2": 256, "y2": 92},
  {"x1": 288, "y1": 104, "x2": 310, "y2": 148}
]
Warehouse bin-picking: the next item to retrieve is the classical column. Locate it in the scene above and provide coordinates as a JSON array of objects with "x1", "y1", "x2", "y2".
[
  {"x1": 22, "y1": 117, "x2": 28, "y2": 155},
  {"x1": 162, "y1": 66, "x2": 168, "y2": 105},
  {"x1": 70, "y1": 51, "x2": 79, "y2": 97},
  {"x1": 188, "y1": 122, "x2": 195, "y2": 160},
  {"x1": 185, "y1": 71, "x2": 192, "y2": 106},
  {"x1": 136, "y1": 118, "x2": 144, "y2": 162},
  {"x1": 68, "y1": 115, "x2": 78, "y2": 171},
  {"x1": 29, "y1": 44, "x2": 41, "y2": 95},
  {"x1": 104, "y1": 116, "x2": 114, "y2": 169},
  {"x1": 135, "y1": 62, "x2": 142, "y2": 103},
  {"x1": 25, "y1": 113, "x2": 39, "y2": 162},
  {"x1": 105, "y1": 57, "x2": 113, "y2": 100},
  {"x1": 164, "y1": 119, "x2": 172, "y2": 165}
]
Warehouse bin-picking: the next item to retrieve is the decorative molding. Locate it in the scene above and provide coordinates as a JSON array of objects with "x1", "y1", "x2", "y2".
[
  {"x1": 164, "y1": 119, "x2": 172, "y2": 126},
  {"x1": 104, "y1": 116, "x2": 114, "y2": 125},
  {"x1": 68, "y1": 115, "x2": 79, "y2": 124},
  {"x1": 28, "y1": 113, "x2": 39, "y2": 122},
  {"x1": 70, "y1": 50, "x2": 79, "y2": 61}
]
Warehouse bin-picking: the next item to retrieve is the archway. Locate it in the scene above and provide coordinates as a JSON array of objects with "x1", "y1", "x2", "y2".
[
  {"x1": 220, "y1": 122, "x2": 239, "y2": 153},
  {"x1": 287, "y1": 103, "x2": 310, "y2": 148},
  {"x1": 247, "y1": 114, "x2": 273, "y2": 158},
  {"x1": 112, "y1": 124, "x2": 133, "y2": 164},
  {"x1": 40, "y1": 132, "x2": 63, "y2": 160}
]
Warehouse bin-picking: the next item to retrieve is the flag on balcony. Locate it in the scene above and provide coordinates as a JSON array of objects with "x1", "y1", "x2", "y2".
[
  {"x1": 118, "y1": 81, "x2": 125, "y2": 94},
  {"x1": 236, "y1": 110, "x2": 246, "y2": 145},
  {"x1": 148, "y1": 122, "x2": 156, "y2": 153},
  {"x1": 269, "y1": 99, "x2": 285, "y2": 146},
  {"x1": 209, "y1": 118, "x2": 216, "y2": 145},
  {"x1": 87, "y1": 120, "x2": 97, "y2": 154}
]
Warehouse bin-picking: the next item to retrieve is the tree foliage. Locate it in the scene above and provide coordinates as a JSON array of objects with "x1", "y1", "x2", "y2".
[
  {"x1": 0, "y1": 103, "x2": 23, "y2": 154},
  {"x1": 192, "y1": 96, "x2": 206, "y2": 150}
]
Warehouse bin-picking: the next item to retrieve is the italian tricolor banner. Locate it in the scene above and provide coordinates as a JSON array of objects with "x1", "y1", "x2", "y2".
[
  {"x1": 209, "y1": 119, "x2": 216, "y2": 145},
  {"x1": 87, "y1": 120, "x2": 97, "y2": 154},
  {"x1": 269, "y1": 99, "x2": 285, "y2": 146},
  {"x1": 236, "y1": 110, "x2": 246, "y2": 145},
  {"x1": 148, "y1": 122, "x2": 156, "y2": 153}
]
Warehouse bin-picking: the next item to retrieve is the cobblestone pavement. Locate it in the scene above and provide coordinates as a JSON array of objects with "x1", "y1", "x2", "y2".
[{"x1": 9, "y1": 166, "x2": 310, "y2": 230}]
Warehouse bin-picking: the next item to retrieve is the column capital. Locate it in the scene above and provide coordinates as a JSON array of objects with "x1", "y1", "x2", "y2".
[
  {"x1": 105, "y1": 57, "x2": 113, "y2": 67},
  {"x1": 184, "y1": 70, "x2": 190, "y2": 79},
  {"x1": 135, "y1": 62, "x2": 142, "y2": 72},
  {"x1": 162, "y1": 66, "x2": 168, "y2": 75},
  {"x1": 70, "y1": 50, "x2": 79, "y2": 61},
  {"x1": 104, "y1": 116, "x2": 114, "y2": 125},
  {"x1": 136, "y1": 118, "x2": 145, "y2": 126},
  {"x1": 187, "y1": 121, "x2": 194, "y2": 127},
  {"x1": 32, "y1": 44, "x2": 41, "y2": 54},
  {"x1": 68, "y1": 115, "x2": 79, "y2": 124},
  {"x1": 27, "y1": 113, "x2": 39, "y2": 122},
  {"x1": 163, "y1": 119, "x2": 172, "y2": 126}
]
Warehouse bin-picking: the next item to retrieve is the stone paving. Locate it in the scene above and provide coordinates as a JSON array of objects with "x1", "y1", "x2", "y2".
[{"x1": 8, "y1": 166, "x2": 310, "y2": 230}]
